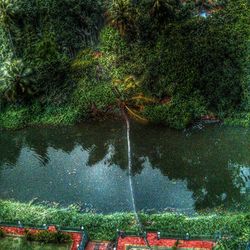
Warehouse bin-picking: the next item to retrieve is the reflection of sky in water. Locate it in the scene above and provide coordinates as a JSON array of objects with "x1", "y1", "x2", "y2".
[
  {"x1": 133, "y1": 157, "x2": 194, "y2": 213},
  {"x1": 0, "y1": 146, "x2": 133, "y2": 213},
  {"x1": 0, "y1": 122, "x2": 249, "y2": 214},
  {"x1": 0, "y1": 146, "x2": 194, "y2": 213}
]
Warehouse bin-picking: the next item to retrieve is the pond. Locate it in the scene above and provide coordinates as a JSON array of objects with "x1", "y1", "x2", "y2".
[{"x1": 0, "y1": 121, "x2": 249, "y2": 214}]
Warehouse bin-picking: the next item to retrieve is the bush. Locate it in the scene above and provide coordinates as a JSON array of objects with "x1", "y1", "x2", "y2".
[
  {"x1": 0, "y1": 59, "x2": 36, "y2": 103},
  {"x1": 0, "y1": 106, "x2": 30, "y2": 129},
  {"x1": 224, "y1": 112, "x2": 250, "y2": 127},
  {"x1": 71, "y1": 48, "x2": 117, "y2": 118},
  {"x1": 0, "y1": 228, "x2": 6, "y2": 238},
  {"x1": 99, "y1": 0, "x2": 250, "y2": 128},
  {"x1": 144, "y1": 94, "x2": 207, "y2": 129},
  {"x1": 25, "y1": 230, "x2": 71, "y2": 244},
  {"x1": 31, "y1": 105, "x2": 81, "y2": 126},
  {"x1": 0, "y1": 104, "x2": 81, "y2": 129}
]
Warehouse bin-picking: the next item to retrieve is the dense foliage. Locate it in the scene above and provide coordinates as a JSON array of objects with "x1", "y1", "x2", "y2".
[
  {"x1": 0, "y1": 228, "x2": 5, "y2": 238},
  {"x1": 0, "y1": 0, "x2": 103, "y2": 104},
  {"x1": 0, "y1": 200, "x2": 249, "y2": 248},
  {"x1": 25, "y1": 230, "x2": 71, "y2": 244},
  {"x1": 0, "y1": 0, "x2": 249, "y2": 129}
]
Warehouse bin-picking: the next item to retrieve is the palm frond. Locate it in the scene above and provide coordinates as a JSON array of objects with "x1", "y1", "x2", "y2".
[{"x1": 125, "y1": 105, "x2": 148, "y2": 124}]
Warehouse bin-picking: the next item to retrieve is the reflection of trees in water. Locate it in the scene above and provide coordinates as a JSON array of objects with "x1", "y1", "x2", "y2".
[
  {"x1": 0, "y1": 122, "x2": 249, "y2": 211},
  {"x1": 0, "y1": 132, "x2": 24, "y2": 166},
  {"x1": 130, "y1": 124, "x2": 250, "y2": 211},
  {"x1": 0, "y1": 122, "x2": 127, "y2": 169}
]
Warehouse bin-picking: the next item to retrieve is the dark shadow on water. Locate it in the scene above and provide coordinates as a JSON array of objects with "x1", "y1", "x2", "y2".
[{"x1": 0, "y1": 121, "x2": 249, "y2": 214}]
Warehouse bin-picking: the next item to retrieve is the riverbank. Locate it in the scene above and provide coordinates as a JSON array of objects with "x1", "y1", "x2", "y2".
[
  {"x1": 1, "y1": 103, "x2": 250, "y2": 131},
  {"x1": 0, "y1": 103, "x2": 201, "y2": 130},
  {"x1": 0, "y1": 200, "x2": 249, "y2": 248},
  {"x1": 0, "y1": 104, "x2": 116, "y2": 130}
]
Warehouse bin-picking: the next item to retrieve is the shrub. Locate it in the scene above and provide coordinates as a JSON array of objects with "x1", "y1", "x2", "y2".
[
  {"x1": 25, "y1": 230, "x2": 71, "y2": 244},
  {"x1": 144, "y1": 94, "x2": 207, "y2": 129},
  {"x1": 0, "y1": 106, "x2": 30, "y2": 129},
  {"x1": 32, "y1": 105, "x2": 81, "y2": 126},
  {"x1": 224, "y1": 112, "x2": 250, "y2": 127},
  {"x1": 0, "y1": 228, "x2": 6, "y2": 238}
]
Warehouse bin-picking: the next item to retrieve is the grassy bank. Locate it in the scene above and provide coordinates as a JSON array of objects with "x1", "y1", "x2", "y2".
[
  {"x1": 0, "y1": 200, "x2": 249, "y2": 248},
  {"x1": 0, "y1": 105, "x2": 86, "y2": 130},
  {"x1": 0, "y1": 102, "x2": 118, "y2": 130},
  {"x1": 1, "y1": 104, "x2": 250, "y2": 130}
]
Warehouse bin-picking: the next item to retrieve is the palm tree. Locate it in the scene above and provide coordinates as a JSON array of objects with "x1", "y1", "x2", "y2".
[
  {"x1": 113, "y1": 75, "x2": 157, "y2": 123},
  {"x1": 107, "y1": 0, "x2": 135, "y2": 36},
  {"x1": 0, "y1": 59, "x2": 36, "y2": 102}
]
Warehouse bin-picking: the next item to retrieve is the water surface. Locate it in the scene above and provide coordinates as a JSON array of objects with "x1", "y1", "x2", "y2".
[{"x1": 0, "y1": 121, "x2": 249, "y2": 214}]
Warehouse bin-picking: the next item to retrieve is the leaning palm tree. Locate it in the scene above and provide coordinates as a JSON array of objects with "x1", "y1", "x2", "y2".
[{"x1": 113, "y1": 75, "x2": 157, "y2": 123}]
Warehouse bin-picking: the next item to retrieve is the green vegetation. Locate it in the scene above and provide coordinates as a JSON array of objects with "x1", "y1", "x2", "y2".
[
  {"x1": 0, "y1": 200, "x2": 249, "y2": 248},
  {"x1": 0, "y1": 0, "x2": 249, "y2": 129},
  {"x1": 0, "y1": 229, "x2": 71, "y2": 249},
  {"x1": 0, "y1": 228, "x2": 5, "y2": 238},
  {"x1": 1, "y1": 2, "x2": 249, "y2": 248},
  {"x1": 0, "y1": 237, "x2": 70, "y2": 250},
  {"x1": 25, "y1": 230, "x2": 71, "y2": 244}
]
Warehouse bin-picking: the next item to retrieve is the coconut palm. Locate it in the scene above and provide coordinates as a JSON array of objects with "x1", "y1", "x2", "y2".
[{"x1": 113, "y1": 75, "x2": 157, "y2": 123}]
